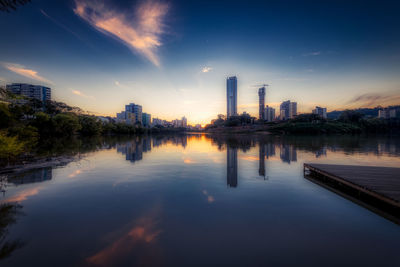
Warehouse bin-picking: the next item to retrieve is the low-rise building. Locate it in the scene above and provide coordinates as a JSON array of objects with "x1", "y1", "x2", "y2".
[
  {"x1": 312, "y1": 106, "x2": 327, "y2": 119},
  {"x1": 378, "y1": 108, "x2": 397, "y2": 119},
  {"x1": 264, "y1": 106, "x2": 275, "y2": 122}
]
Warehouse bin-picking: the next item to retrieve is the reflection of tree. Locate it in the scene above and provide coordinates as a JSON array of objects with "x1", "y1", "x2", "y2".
[
  {"x1": 207, "y1": 134, "x2": 400, "y2": 157},
  {"x1": 0, "y1": 203, "x2": 24, "y2": 260},
  {"x1": 0, "y1": 0, "x2": 31, "y2": 12}
]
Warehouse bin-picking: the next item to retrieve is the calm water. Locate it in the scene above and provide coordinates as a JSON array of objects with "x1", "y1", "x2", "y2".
[{"x1": 1, "y1": 134, "x2": 400, "y2": 266}]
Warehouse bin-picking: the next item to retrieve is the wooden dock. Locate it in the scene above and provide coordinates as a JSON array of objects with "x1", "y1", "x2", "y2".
[{"x1": 304, "y1": 163, "x2": 400, "y2": 211}]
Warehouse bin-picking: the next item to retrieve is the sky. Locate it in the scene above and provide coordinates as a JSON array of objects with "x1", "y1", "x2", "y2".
[{"x1": 0, "y1": 0, "x2": 400, "y2": 125}]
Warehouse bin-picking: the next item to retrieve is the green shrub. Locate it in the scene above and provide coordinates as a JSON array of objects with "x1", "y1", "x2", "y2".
[{"x1": 0, "y1": 132, "x2": 25, "y2": 161}]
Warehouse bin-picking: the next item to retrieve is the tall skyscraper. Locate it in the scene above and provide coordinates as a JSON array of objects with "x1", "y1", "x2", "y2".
[
  {"x1": 258, "y1": 87, "x2": 265, "y2": 120},
  {"x1": 226, "y1": 76, "x2": 237, "y2": 118}
]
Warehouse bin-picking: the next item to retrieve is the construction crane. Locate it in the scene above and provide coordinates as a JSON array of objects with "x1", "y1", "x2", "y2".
[{"x1": 252, "y1": 84, "x2": 269, "y2": 88}]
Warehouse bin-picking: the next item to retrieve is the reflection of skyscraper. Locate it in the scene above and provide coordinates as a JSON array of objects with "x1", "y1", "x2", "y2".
[
  {"x1": 142, "y1": 138, "x2": 152, "y2": 153},
  {"x1": 259, "y1": 145, "x2": 265, "y2": 177},
  {"x1": 227, "y1": 147, "x2": 238, "y2": 187},
  {"x1": 227, "y1": 76, "x2": 237, "y2": 118},
  {"x1": 117, "y1": 138, "x2": 149, "y2": 163},
  {"x1": 265, "y1": 143, "x2": 276, "y2": 158},
  {"x1": 280, "y1": 144, "x2": 297, "y2": 164}
]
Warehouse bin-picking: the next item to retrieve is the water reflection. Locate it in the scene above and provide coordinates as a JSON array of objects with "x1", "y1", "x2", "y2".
[
  {"x1": 0, "y1": 203, "x2": 24, "y2": 260},
  {"x1": 1, "y1": 134, "x2": 400, "y2": 266},
  {"x1": 280, "y1": 143, "x2": 297, "y2": 164},
  {"x1": 227, "y1": 147, "x2": 238, "y2": 187}
]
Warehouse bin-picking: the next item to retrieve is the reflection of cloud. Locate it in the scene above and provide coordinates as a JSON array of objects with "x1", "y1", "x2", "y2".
[
  {"x1": 201, "y1": 66, "x2": 212, "y2": 73},
  {"x1": 68, "y1": 169, "x2": 82, "y2": 178},
  {"x1": 303, "y1": 51, "x2": 321, "y2": 56},
  {"x1": 4, "y1": 186, "x2": 42, "y2": 203},
  {"x1": 202, "y1": 190, "x2": 215, "y2": 203},
  {"x1": 347, "y1": 93, "x2": 400, "y2": 107},
  {"x1": 3, "y1": 63, "x2": 52, "y2": 84},
  {"x1": 183, "y1": 158, "x2": 195, "y2": 164},
  {"x1": 74, "y1": 0, "x2": 169, "y2": 66},
  {"x1": 239, "y1": 155, "x2": 258, "y2": 162},
  {"x1": 86, "y1": 215, "x2": 162, "y2": 266}
]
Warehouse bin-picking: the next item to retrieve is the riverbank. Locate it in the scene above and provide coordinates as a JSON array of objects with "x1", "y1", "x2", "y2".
[
  {"x1": 0, "y1": 155, "x2": 77, "y2": 175},
  {"x1": 205, "y1": 119, "x2": 400, "y2": 135}
]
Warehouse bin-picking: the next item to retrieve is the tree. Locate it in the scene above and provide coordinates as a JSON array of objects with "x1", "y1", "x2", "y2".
[
  {"x1": 0, "y1": 132, "x2": 25, "y2": 162},
  {"x1": 0, "y1": 103, "x2": 13, "y2": 129},
  {"x1": 0, "y1": 0, "x2": 31, "y2": 12},
  {"x1": 339, "y1": 110, "x2": 363, "y2": 123},
  {"x1": 79, "y1": 115, "x2": 102, "y2": 136},
  {"x1": 52, "y1": 113, "x2": 81, "y2": 137}
]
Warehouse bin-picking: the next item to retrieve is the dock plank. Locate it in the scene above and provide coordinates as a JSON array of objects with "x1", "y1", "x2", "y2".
[{"x1": 304, "y1": 163, "x2": 400, "y2": 208}]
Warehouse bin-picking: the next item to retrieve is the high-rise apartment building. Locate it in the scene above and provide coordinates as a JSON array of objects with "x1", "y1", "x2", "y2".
[
  {"x1": 312, "y1": 106, "x2": 327, "y2": 119},
  {"x1": 7, "y1": 83, "x2": 51, "y2": 102},
  {"x1": 226, "y1": 76, "x2": 237, "y2": 118},
  {"x1": 258, "y1": 87, "x2": 265, "y2": 120},
  {"x1": 264, "y1": 105, "x2": 275, "y2": 122},
  {"x1": 280, "y1": 100, "x2": 297, "y2": 120},
  {"x1": 142, "y1": 113, "x2": 151, "y2": 127},
  {"x1": 125, "y1": 103, "x2": 142, "y2": 125}
]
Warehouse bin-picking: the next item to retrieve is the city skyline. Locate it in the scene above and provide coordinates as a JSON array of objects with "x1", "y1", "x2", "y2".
[{"x1": 1, "y1": 0, "x2": 400, "y2": 125}]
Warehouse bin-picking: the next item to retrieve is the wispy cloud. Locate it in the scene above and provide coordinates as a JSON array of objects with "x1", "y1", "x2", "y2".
[
  {"x1": 72, "y1": 89, "x2": 95, "y2": 99},
  {"x1": 2, "y1": 63, "x2": 53, "y2": 84},
  {"x1": 347, "y1": 92, "x2": 400, "y2": 107},
  {"x1": 74, "y1": 0, "x2": 169, "y2": 66},
  {"x1": 201, "y1": 66, "x2": 212, "y2": 73},
  {"x1": 302, "y1": 51, "x2": 321, "y2": 56}
]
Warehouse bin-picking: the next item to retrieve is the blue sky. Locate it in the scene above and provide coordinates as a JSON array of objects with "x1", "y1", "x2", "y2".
[{"x1": 0, "y1": 0, "x2": 399, "y2": 124}]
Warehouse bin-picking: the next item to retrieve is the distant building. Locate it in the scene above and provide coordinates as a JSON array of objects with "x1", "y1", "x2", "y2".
[
  {"x1": 152, "y1": 118, "x2": 163, "y2": 126},
  {"x1": 312, "y1": 106, "x2": 327, "y2": 119},
  {"x1": 378, "y1": 108, "x2": 397, "y2": 119},
  {"x1": 7, "y1": 83, "x2": 51, "y2": 102},
  {"x1": 258, "y1": 87, "x2": 265, "y2": 120},
  {"x1": 142, "y1": 113, "x2": 151, "y2": 127},
  {"x1": 125, "y1": 103, "x2": 142, "y2": 125},
  {"x1": 264, "y1": 105, "x2": 275, "y2": 122},
  {"x1": 116, "y1": 111, "x2": 126, "y2": 122},
  {"x1": 280, "y1": 100, "x2": 297, "y2": 120},
  {"x1": 182, "y1": 116, "x2": 187, "y2": 128},
  {"x1": 227, "y1": 76, "x2": 237, "y2": 118}
]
